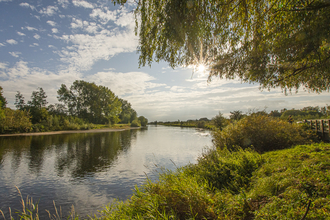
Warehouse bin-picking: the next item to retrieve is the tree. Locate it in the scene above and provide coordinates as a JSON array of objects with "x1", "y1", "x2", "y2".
[
  {"x1": 57, "y1": 80, "x2": 122, "y2": 124},
  {"x1": 15, "y1": 91, "x2": 26, "y2": 110},
  {"x1": 28, "y1": 87, "x2": 48, "y2": 109},
  {"x1": 212, "y1": 111, "x2": 227, "y2": 130},
  {"x1": 113, "y1": 0, "x2": 330, "y2": 92},
  {"x1": 229, "y1": 110, "x2": 244, "y2": 121},
  {"x1": 138, "y1": 116, "x2": 148, "y2": 127},
  {"x1": 0, "y1": 86, "x2": 7, "y2": 108}
]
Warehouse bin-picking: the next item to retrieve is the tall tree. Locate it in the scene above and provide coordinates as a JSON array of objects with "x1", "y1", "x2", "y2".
[
  {"x1": 0, "y1": 86, "x2": 7, "y2": 108},
  {"x1": 15, "y1": 91, "x2": 26, "y2": 110},
  {"x1": 113, "y1": 0, "x2": 330, "y2": 92},
  {"x1": 28, "y1": 87, "x2": 48, "y2": 109},
  {"x1": 58, "y1": 80, "x2": 122, "y2": 124}
]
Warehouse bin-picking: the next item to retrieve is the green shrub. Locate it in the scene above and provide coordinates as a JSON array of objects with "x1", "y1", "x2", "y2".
[
  {"x1": 130, "y1": 119, "x2": 141, "y2": 127},
  {"x1": 187, "y1": 147, "x2": 264, "y2": 193},
  {"x1": 212, "y1": 114, "x2": 312, "y2": 152}
]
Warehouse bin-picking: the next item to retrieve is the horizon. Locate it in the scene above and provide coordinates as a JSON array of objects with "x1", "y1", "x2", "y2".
[{"x1": 1, "y1": 0, "x2": 329, "y2": 122}]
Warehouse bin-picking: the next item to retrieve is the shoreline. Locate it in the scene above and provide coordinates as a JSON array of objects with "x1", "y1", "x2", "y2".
[{"x1": 0, "y1": 127, "x2": 141, "y2": 137}]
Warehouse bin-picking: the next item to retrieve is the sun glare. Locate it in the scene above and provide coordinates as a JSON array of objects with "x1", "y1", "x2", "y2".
[{"x1": 197, "y1": 64, "x2": 206, "y2": 72}]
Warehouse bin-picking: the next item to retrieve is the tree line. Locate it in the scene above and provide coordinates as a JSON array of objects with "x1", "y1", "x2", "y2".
[
  {"x1": 0, "y1": 81, "x2": 148, "y2": 134},
  {"x1": 152, "y1": 105, "x2": 330, "y2": 130}
]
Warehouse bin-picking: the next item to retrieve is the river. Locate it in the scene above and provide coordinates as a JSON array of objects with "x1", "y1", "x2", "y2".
[{"x1": 0, "y1": 125, "x2": 212, "y2": 219}]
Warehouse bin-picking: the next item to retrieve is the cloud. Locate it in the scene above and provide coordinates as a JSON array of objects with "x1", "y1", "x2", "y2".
[
  {"x1": 29, "y1": 43, "x2": 39, "y2": 47},
  {"x1": 33, "y1": 34, "x2": 41, "y2": 40},
  {"x1": 90, "y1": 8, "x2": 116, "y2": 24},
  {"x1": 9, "y1": 52, "x2": 22, "y2": 58},
  {"x1": 57, "y1": 24, "x2": 138, "y2": 71},
  {"x1": 0, "y1": 62, "x2": 7, "y2": 69},
  {"x1": 57, "y1": 0, "x2": 69, "y2": 8},
  {"x1": 47, "y1": 20, "x2": 57, "y2": 26},
  {"x1": 0, "y1": 43, "x2": 4, "y2": 47},
  {"x1": 85, "y1": 71, "x2": 166, "y2": 96},
  {"x1": 6, "y1": 39, "x2": 18, "y2": 44},
  {"x1": 17, "y1": 31, "x2": 25, "y2": 36},
  {"x1": 52, "y1": 28, "x2": 59, "y2": 33},
  {"x1": 72, "y1": 0, "x2": 94, "y2": 9},
  {"x1": 19, "y1": 2, "x2": 35, "y2": 10},
  {"x1": 39, "y1": 5, "x2": 58, "y2": 16},
  {"x1": 25, "y1": 26, "x2": 38, "y2": 31}
]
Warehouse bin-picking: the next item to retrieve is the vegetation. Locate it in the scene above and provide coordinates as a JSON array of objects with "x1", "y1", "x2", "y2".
[
  {"x1": 0, "y1": 82, "x2": 148, "y2": 134},
  {"x1": 212, "y1": 114, "x2": 317, "y2": 153}
]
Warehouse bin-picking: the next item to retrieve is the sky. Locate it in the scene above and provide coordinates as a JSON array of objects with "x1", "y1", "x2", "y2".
[{"x1": 0, "y1": 0, "x2": 329, "y2": 122}]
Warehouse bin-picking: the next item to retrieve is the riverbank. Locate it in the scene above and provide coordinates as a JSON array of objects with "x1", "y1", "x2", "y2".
[
  {"x1": 95, "y1": 142, "x2": 330, "y2": 219},
  {"x1": 0, "y1": 126, "x2": 140, "y2": 137}
]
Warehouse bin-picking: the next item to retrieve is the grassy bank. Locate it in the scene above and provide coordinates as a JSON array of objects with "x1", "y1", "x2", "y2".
[{"x1": 95, "y1": 143, "x2": 330, "y2": 219}]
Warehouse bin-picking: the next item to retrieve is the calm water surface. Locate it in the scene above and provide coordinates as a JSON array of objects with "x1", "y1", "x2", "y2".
[{"x1": 0, "y1": 125, "x2": 212, "y2": 218}]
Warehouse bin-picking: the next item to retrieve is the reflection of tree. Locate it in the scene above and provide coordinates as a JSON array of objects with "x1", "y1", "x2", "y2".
[
  {"x1": 0, "y1": 130, "x2": 136, "y2": 179},
  {"x1": 0, "y1": 136, "x2": 31, "y2": 170},
  {"x1": 54, "y1": 130, "x2": 136, "y2": 178}
]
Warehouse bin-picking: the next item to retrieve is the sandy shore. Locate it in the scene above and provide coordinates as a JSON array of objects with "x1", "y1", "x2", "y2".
[{"x1": 0, "y1": 127, "x2": 140, "y2": 137}]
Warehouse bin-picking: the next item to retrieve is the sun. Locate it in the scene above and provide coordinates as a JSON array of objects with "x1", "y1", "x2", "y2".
[{"x1": 197, "y1": 64, "x2": 206, "y2": 72}]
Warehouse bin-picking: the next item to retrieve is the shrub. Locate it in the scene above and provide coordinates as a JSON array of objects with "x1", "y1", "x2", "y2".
[
  {"x1": 212, "y1": 114, "x2": 312, "y2": 152},
  {"x1": 130, "y1": 119, "x2": 141, "y2": 127},
  {"x1": 187, "y1": 147, "x2": 264, "y2": 193}
]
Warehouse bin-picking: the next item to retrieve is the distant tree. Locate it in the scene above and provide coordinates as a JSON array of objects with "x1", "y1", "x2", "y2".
[
  {"x1": 269, "y1": 110, "x2": 282, "y2": 118},
  {"x1": 118, "y1": 98, "x2": 134, "y2": 124},
  {"x1": 229, "y1": 110, "x2": 244, "y2": 121},
  {"x1": 130, "y1": 110, "x2": 138, "y2": 123},
  {"x1": 212, "y1": 111, "x2": 227, "y2": 130},
  {"x1": 0, "y1": 86, "x2": 7, "y2": 108},
  {"x1": 199, "y1": 117, "x2": 209, "y2": 121},
  {"x1": 15, "y1": 91, "x2": 26, "y2": 110},
  {"x1": 48, "y1": 103, "x2": 67, "y2": 115},
  {"x1": 138, "y1": 116, "x2": 148, "y2": 127},
  {"x1": 0, "y1": 101, "x2": 5, "y2": 121},
  {"x1": 28, "y1": 87, "x2": 48, "y2": 110}
]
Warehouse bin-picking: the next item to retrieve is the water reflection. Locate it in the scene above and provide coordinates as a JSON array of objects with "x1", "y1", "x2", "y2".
[{"x1": 0, "y1": 126, "x2": 211, "y2": 218}]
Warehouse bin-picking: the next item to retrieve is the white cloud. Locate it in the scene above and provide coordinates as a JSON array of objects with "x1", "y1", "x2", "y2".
[
  {"x1": 19, "y1": 2, "x2": 35, "y2": 10},
  {"x1": 39, "y1": 6, "x2": 58, "y2": 16},
  {"x1": 52, "y1": 28, "x2": 59, "y2": 33},
  {"x1": 25, "y1": 26, "x2": 38, "y2": 31},
  {"x1": 57, "y1": 0, "x2": 69, "y2": 8},
  {"x1": 90, "y1": 8, "x2": 116, "y2": 24},
  {"x1": 58, "y1": 20, "x2": 138, "y2": 71},
  {"x1": 72, "y1": 0, "x2": 94, "y2": 9},
  {"x1": 0, "y1": 43, "x2": 4, "y2": 47},
  {"x1": 6, "y1": 39, "x2": 18, "y2": 44},
  {"x1": 0, "y1": 62, "x2": 7, "y2": 69},
  {"x1": 34, "y1": 34, "x2": 40, "y2": 40},
  {"x1": 9, "y1": 52, "x2": 21, "y2": 57},
  {"x1": 19, "y1": 2, "x2": 30, "y2": 7},
  {"x1": 29, "y1": 43, "x2": 39, "y2": 47},
  {"x1": 70, "y1": 18, "x2": 99, "y2": 33},
  {"x1": 17, "y1": 31, "x2": 25, "y2": 36},
  {"x1": 47, "y1": 20, "x2": 57, "y2": 26},
  {"x1": 85, "y1": 71, "x2": 166, "y2": 96}
]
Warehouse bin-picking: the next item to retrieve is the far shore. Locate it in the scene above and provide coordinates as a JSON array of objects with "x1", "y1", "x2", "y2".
[{"x1": 0, "y1": 127, "x2": 141, "y2": 137}]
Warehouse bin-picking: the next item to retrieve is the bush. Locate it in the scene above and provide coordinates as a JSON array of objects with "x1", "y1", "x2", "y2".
[
  {"x1": 130, "y1": 119, "x2": 141, "y2": 127},
  {"x1": 187, "y1": 147, "x2": 263, "y2": 193},
  {"x1": 212, "y1": 114, "x2": 313, "y2": 152}
]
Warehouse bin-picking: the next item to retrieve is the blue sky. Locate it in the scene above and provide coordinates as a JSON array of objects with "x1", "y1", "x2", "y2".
[{"x1": 0, "y1": 0, "x2": 329, "y2": 122}]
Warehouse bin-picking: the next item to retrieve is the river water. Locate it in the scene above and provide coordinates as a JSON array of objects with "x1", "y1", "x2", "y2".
[{"x1": 0, "y1": 125, "x2": 212, "y2": 219}]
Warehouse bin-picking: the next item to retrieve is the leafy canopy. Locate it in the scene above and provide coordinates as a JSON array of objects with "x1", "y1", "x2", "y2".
[{"x1": 113, "y1": 0, "x2": 330, "y2": 92}]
